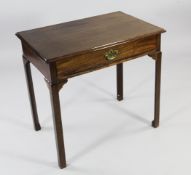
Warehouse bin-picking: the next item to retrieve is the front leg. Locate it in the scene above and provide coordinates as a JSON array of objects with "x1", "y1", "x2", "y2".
[{"x1": 46, "y1": 80, "x2": 67, "y2": 169}]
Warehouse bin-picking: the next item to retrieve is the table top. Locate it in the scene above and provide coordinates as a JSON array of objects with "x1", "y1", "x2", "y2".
[{"x1": 16, "y1": 11, "x2": 165, "y2": 63}]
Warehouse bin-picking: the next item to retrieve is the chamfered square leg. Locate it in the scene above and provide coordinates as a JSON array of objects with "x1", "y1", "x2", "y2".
[
  {"x1": 116, "y1": 63, "x2": 123, "y2": 101},
  {"x1": 48, "y1": 81, "x2": 67, "y2": 169},
  {"x1": 152, "y1": 52, "x2": 162, "y2": 128},
  {"x1": 22, "y1": 57, "x2": 41, "y2": 131}
]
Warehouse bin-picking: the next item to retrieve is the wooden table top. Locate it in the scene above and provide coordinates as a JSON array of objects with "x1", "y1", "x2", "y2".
[{"x1": 16, "y1": 11, "x2": 165, "y2": 63}]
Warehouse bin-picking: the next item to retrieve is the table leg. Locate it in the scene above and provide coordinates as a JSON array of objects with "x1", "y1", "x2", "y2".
[
  {"x1": 48, "y1": 82, "x2": 66, "y2": 169},
  {"x1": 152, "y1": 52, "x2": 162, "y2": 128},
  {"x1": 22, "y1": 57, "x2": 41, "y2": 131},
  {"x1": 116, "y1": 63, "x2": 123, "y2": 101}
]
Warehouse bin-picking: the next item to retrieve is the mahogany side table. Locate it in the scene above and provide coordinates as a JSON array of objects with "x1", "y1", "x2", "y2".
[{"x1": 16, "y1": 11, "x2": 166, "y2": 169}]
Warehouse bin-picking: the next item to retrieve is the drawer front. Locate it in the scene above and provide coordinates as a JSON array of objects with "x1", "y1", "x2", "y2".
[{"x1": 56, "y1": 35, "x2": 157, "y2": 79}]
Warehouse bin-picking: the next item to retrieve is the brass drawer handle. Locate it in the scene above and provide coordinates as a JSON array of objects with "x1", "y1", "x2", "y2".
[{"x1": 105, "y1": 49, "x2": 119, "y2": 60}]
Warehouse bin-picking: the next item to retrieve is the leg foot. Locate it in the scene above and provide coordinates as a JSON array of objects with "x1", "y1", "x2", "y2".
[
  {"x1": 34, "y1": 123, "x2": 41, "y2": 131},
  {"x1": 152, "y1": 120, "x2": 159, "y2": 128}
]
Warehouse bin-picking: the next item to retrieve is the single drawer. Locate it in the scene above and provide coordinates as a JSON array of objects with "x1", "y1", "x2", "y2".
[{"x1": 56, "y1": 35, "x2": 158, "y2": 79}]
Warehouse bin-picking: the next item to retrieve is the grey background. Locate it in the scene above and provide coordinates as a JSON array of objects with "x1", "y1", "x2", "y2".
[{"x1": 0, "y1": 0, "x2": 191, "y2": 174}]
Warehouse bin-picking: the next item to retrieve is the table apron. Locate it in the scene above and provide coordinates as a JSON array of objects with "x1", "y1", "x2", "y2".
[{"x1": 56, "y1": 35, "x2": 158, "y2": 79}]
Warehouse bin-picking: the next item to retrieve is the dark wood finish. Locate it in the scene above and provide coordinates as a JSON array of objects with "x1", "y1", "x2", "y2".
[
  {"x1": 22, "y1": 57, "x2": 41, "y2": 131},
  {"x1": 117, "y1": 63, "x2": 123, "y2": 101},
  {"x1": 152, "y1": 51, "x2": 162, "y2": 128},
  {"x1": 148, "y1": 34, "x2": 162, "y2": 128},
  {"x1": 16, "y1": 11, "x2": 165, "y2": 63},
  {"x1": 16, "y1": 11, "x2": 166, "y2": 169},
  {"x1": 47, "y1": 80, "x2": 67, "y2": 169},
  {"x1": 21, "y1": 41, "x2": 52, "y2": 82},
  {"x1": 56, "y1": 35, "x2": 158, "y2": 79}
]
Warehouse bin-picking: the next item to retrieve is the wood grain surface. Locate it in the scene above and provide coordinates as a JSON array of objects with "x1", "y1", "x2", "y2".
[{"x1": 16, "y1": 11, "x2": 165, "y2": 63}]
